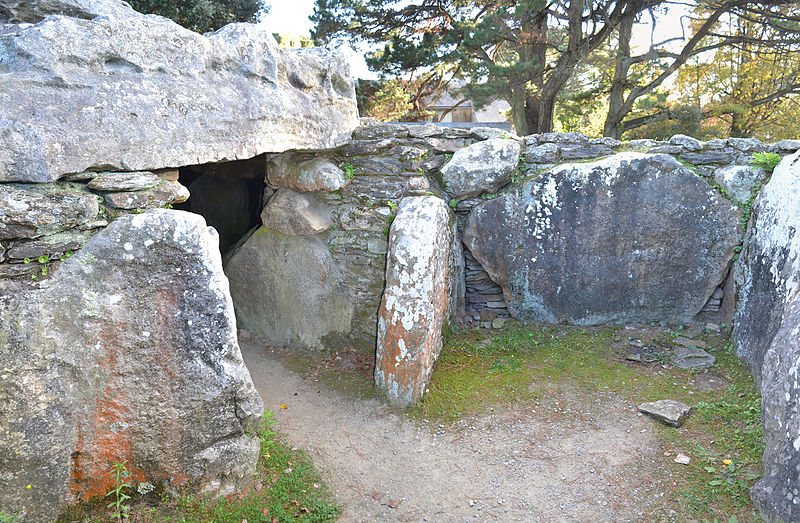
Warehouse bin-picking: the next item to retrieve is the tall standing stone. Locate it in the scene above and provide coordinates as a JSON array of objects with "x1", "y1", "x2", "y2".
[
  {"x1": 734, "y1": 151, "x2": 800, "y2": 378},
  {"x1": 225, "y1": 227, "x2": 354, "y2": 350},
  {"x1": 0, "y1": 210, "x2": 264, "y2": 521},
  {"x1": 376, "y1": 196, "x2": 462, "y2": 406},
  {"x1": 751, "y1": 290, "x2": 800, "y2": 522},
  {"x1": 463, "y1": 153, "x2": 740, "y2": 325}
]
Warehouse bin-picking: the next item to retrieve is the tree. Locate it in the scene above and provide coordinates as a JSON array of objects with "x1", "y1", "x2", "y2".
[
  {"x1": 313, "y1": 0, "x2": 799, "y2": 137},
  {"x1": 606, "y1": 1, "x2": 800, "y2": 138},
  {"x1": 313, "y1": 0, "x2": 669, "y2": 135},
  {"x1": 668, "y1": 6, "x2": 800, "y2": 139},
  {"x1": 128, "y1": 0, "x2": 269, "y2": 33}
]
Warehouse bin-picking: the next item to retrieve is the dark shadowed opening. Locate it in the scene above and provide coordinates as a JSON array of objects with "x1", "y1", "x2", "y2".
[{"x1": 174, "y1": 155, "x2": 266, "y2": 255}]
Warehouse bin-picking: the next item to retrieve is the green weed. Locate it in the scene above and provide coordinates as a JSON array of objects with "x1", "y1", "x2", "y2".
[
  {"x1": 106, "y1": 461, "x2": 132, "y2": 521},
  {"x1": 749, "y1": 152, "x2": 782, "y2": 172}
]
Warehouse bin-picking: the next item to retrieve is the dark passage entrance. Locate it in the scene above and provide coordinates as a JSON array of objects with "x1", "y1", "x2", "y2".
[{"x1": 174, "y1": 155, "x2": 266, "y2": 254}]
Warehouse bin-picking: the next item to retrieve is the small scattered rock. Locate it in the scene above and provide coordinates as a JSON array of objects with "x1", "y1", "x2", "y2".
[
  {"x1": 671, "y1": 346, "x2": 716, "y2": 370},
  {"x1": 629, "y1": 339, "x2": 644, "y2": 349},
  {"x1": 704, "y1": 323, "x2": 721, "y2": 333},
  {"x1": 371, "y1": 491, "x2": 383, "y2": 500},
  {"x1": 673, "y1": 453, "x2": 691, "y2": 465},
  {"x1": 673, "y1": 336, "x2": 708, "y2": 348},
  {"x1": 638, "y1": 399, "x2": 691, "y2": 427},
  {"x1": 626, "y1": 353, "x2": 642, "y2": 362},
  {"x1": 387, "y1": 499, "x2": 401, "y2": 508},
  {"x1": 491, "y1": 318, "x2": 508, "y2": 329}
]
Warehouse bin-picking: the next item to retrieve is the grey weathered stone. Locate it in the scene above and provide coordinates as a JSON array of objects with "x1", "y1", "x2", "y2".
[
  {"x1": 775, "y1": 139, "x2": 800, "y2": 152},
  {"x1": 524, "y1": 142, "x2": 560, "y2": 164},
  {"x1": 225, "y1": 227, "x2": 353, "y2": 350},
  {"x1": 86, "y1": 171, "x2": 160, "y2": 192},
  {"x1": 751, "y1": 290, "x2": 800, "y2": 523},
  {"x1": 267, "y1": 155, "x2": 349, "y2": 192},
  {"x1": 5, "y1": 229, "x2": 92, "y2": 260},
  {"x1": 671, "y1": 346, "x2": 716, "y2": 370},
  {"x1": 0, "y1": 182, "x2": 100, "y2": 240},
  {"x1": 590, "y1": 137, "x2": 622, "y2": 147},
  {"x1": 669, "y1": 134, "x2": 703, "y2": 151},
  {"x1": 464, "y1": 153, "x2": 740, "y2": 325},
  {"x1": 727, "y1": 137, "x2": 765, "y2": 152},
  {"x1": 102, "y1": 180, "x2": 190, "y2": 210},
  {"x1": 0, "y1": 262, "x2": 36, "y2": 279},
  {"x1": 0, "y1": 11, "x2": 358, "y2": 182},
  {"x1": 638, "y1": 400, "x2": 691, "y2": 427},
  {"x1": 375, "y1": 196, "x2": 462, "y2": 406},
  {"x1": 713, "y1": 164, "x2": 766, "y2": 203},
  {"x1": 470, "y1": 127, "x2": 519, "y2": 141},
  {"x1": 0, "y1": 210, "x2": 263, "y2": 521},
  {"x1": 680, "y1": 150, "x2": 738, "y2": 165},
  {"x1": 407, "y1": 123, "x2": 442, "y2": 138},
  {"x1": 559, "y1": 144, "x2": 614, "y2": 160},
  {"x1": 260, "y1": 188, "x2": 332, "y2": 236},
  {"x1": 440, "y1": 138, "x2": 521, "y2": 199},
  {"x1": 353, "y1": 124, "x2": 410, "y2": 140},
  {"x1": 0, "y1": 0, "x2": 134, "y2": 23},
  {"x1": 539, "y1": 132, "x2": 589, "y2": 145},
  {"x1": 734, "y1": 151, "x2": 800, "y2": 378}
]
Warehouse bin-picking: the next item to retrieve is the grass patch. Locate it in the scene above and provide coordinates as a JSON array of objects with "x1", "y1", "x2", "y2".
[
  {"x1": 61, "y1": 411, "x2": 340, "y2": 522},
  {"x1": 413, "y1": 323, "x2": 763, "y2": 520}
]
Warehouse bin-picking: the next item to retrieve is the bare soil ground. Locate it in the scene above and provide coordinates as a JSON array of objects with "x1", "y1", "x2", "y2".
[{"x1": 240, "y1": 339, "x2": 678, "y2": 522}]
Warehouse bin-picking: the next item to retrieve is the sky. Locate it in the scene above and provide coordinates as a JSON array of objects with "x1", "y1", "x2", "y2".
[{"x1": 259, "y1": 0, "x2": 376, "y2": 78}]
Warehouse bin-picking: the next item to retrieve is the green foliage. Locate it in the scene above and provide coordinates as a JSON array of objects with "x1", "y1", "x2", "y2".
[
  {"x1": 176, "y1": 411, "x2": 340, "y2": 522},
  {"x1": 448, "y1": 198, "x2": 458, "y2": 209},
  {"x1": 127, "y1": 0, "x2": 268, "y2": 33},
  {"x1": 106, "y1": 461, "x2": 132, "y2": 521},
  {"x1": 749, "y1": 152, "x2": 782, "y2": 173},
  {"x1": 341, "y1": 162, "x2": 355, "y2": 180},
  {"x1": 0, "y1": 512, "x2": 21, "y2": 523}
]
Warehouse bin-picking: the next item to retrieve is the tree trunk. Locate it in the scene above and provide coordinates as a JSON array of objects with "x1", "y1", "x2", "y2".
[{"x1": 603, "y1": 16, "x2": 634, "y2": 138}]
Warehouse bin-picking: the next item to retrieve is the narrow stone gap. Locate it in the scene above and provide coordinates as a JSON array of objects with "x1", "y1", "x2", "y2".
[{"x1": 174, "y1": 156, "x2": 266, "y2": 255}]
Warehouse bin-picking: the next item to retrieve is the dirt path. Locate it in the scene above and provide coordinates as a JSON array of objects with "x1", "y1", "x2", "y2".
[{"x1": 240, "y1": 340, "x2": 673, "y2": 522}]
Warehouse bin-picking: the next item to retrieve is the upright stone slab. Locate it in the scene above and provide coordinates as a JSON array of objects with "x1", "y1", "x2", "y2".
[
  {"x1": 376, "y1": 196, "x2": 461, "y2": 406},
  {"x1": 0, "y1": 210, "x2": 263, "y2": 521},
  {"x1": 464, "y1": 153, "x2": 740, "y2": 325},
  {"x1": 225, "y1": 227, "x2": 354, "y2": 350},
  {"x1": 734, "y1": 151, "x2": 800, "y2": 378},
  {"x1": 0, "y1": 4, "x2": 358, "y2": 182},
  {"x1": 751, "y1": 290, "x2": 800, "y2": 522}
]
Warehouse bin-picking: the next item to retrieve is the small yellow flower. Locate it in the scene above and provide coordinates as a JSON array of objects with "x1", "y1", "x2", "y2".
[
  {"x1": 723, "y1": 459, "x2": 732, "y2": 466},
  {"x1": 279, "y1": 404, "x2": 288, "y2": 409},
  {"x1": 26, "y1": 484, "x2": 31, "y2": 489}
]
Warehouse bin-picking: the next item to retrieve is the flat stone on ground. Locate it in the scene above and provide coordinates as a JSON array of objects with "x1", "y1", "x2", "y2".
[
  {"x1": 638, "y1": 400, "x2": 691, "y2": 427},
  {"x1": 671, "y1": 346, "x2": 716, "y2": 370}
]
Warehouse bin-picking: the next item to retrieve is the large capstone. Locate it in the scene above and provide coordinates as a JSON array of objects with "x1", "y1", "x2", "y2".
[
  {"x1": 0, "y1": 210, "x2": 263, "y2": 522},
  {"x1": 0, "y1": 0, "x2": 134, "y2": 24},
  {"x1": 751, "y1": 290, "x2": 800, "y2": 522},
  {"x1": 464, "y1": 153, "x2": 740, "y2": 325},
  {"x1": 0, "y1": 4, "x2": 358, "y2": 182},
  {"x1": 225, "y1": 227, "x2": 354, "y2": 350},
  {"x1": 734, "y1": 151, "x2": 800, "y2": 378},
  {"x1": 440, "y1": 138, "x2": 521, "y2": 199},
  {"x1": 375, "y1": 196, "x2": 462, "y2": 406}
]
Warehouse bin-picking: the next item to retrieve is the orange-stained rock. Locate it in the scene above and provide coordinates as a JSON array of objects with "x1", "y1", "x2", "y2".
[
  {"x1": 375, "y1": 195, "x2": 463, "y2": 406},
  {"x1": 0, "y1": 210, "x2": 263, "y2": 521}
]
